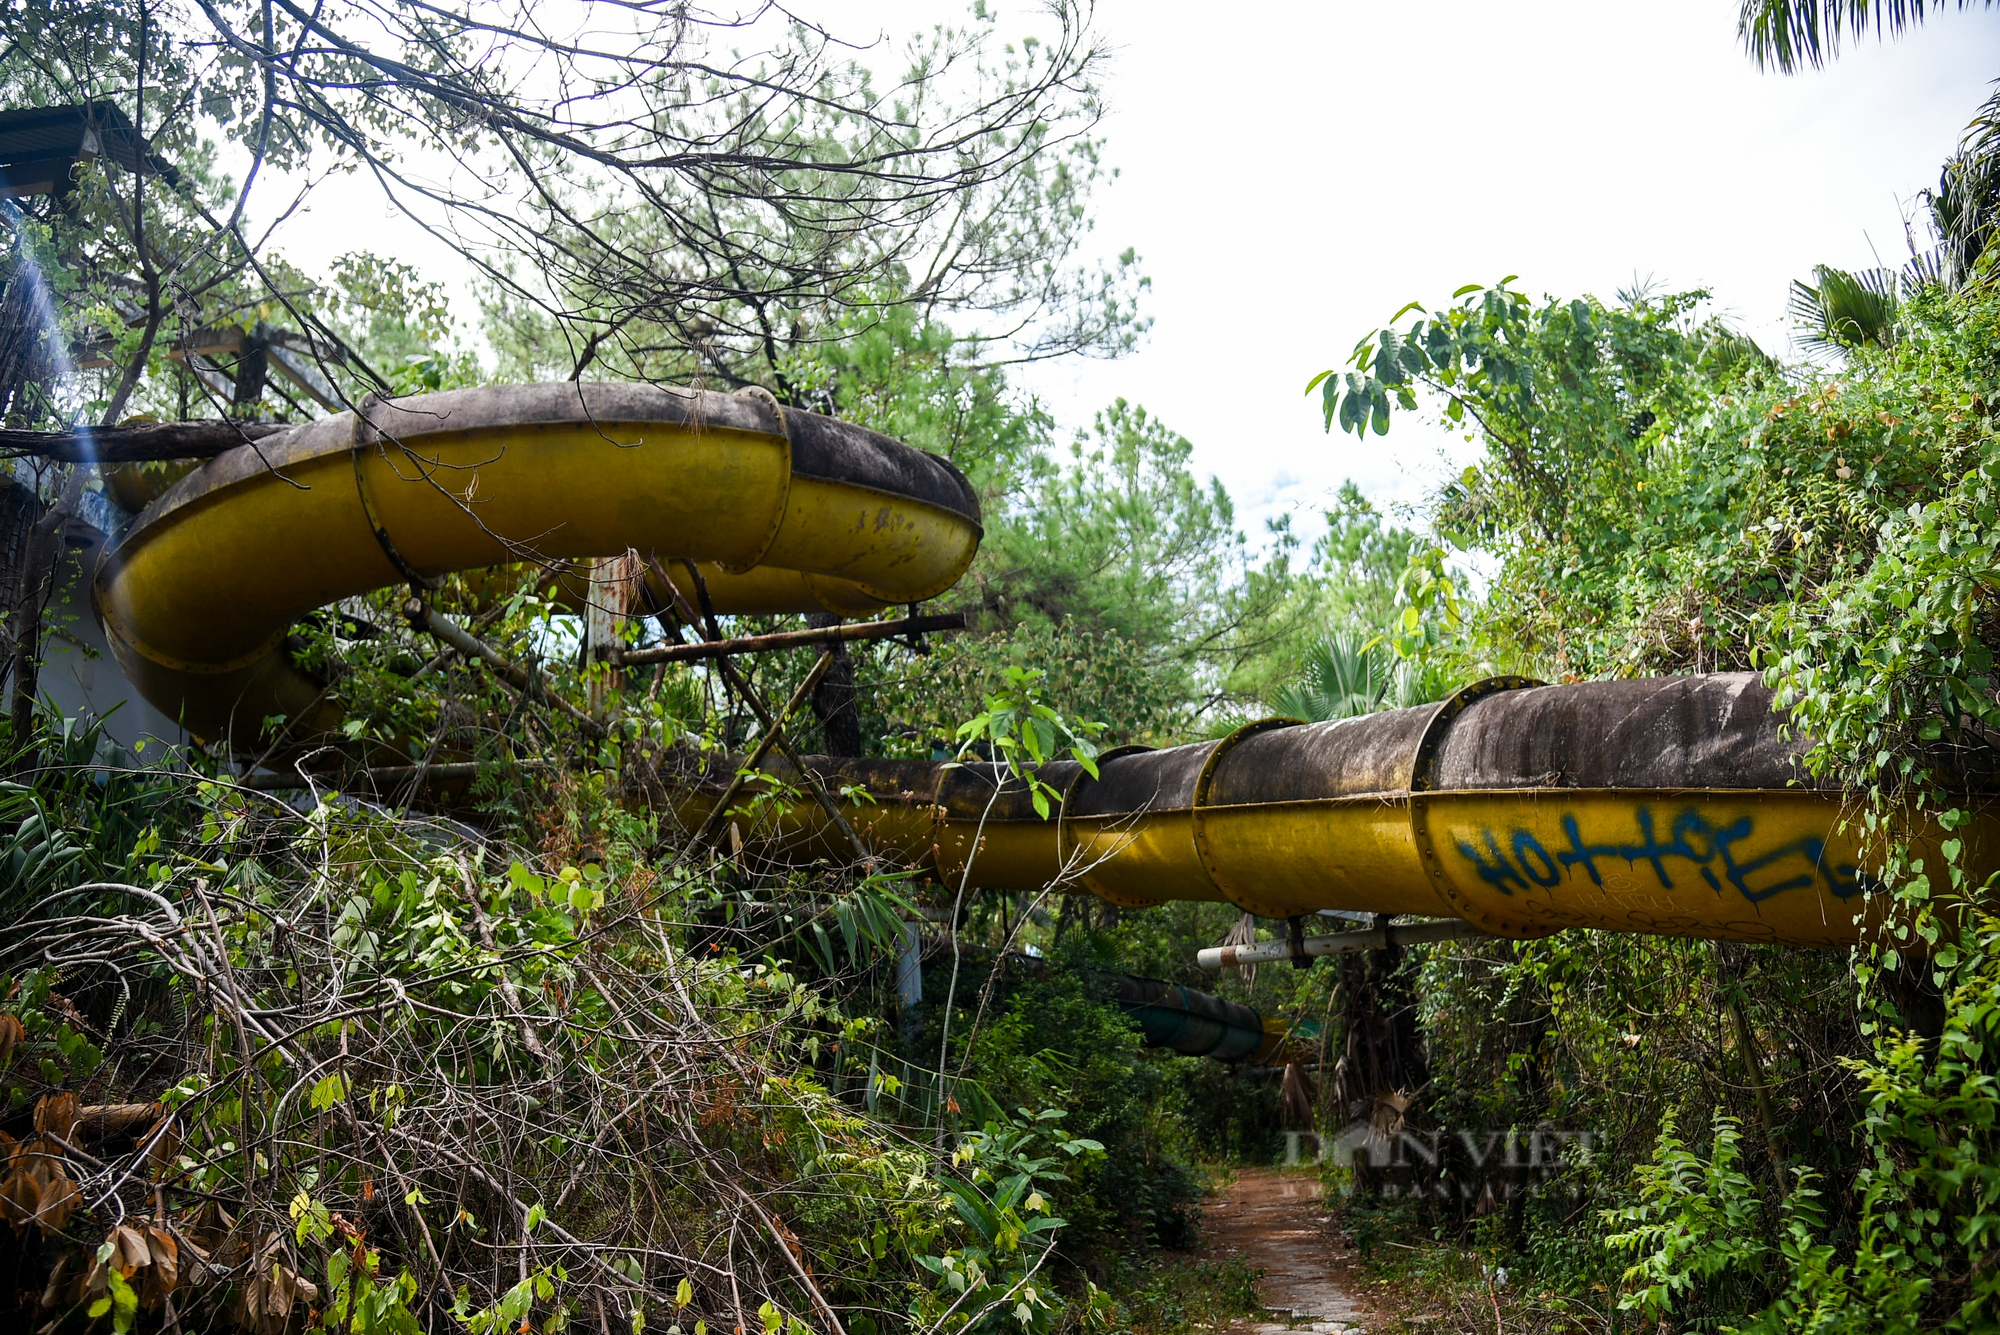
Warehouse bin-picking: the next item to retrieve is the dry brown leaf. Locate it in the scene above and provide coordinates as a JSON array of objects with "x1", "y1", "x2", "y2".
[
  {"x1": 112, "y1": 1222, "x2": 150, "y2": 1275},
  {"x1": 140, "y1": 1224, "x2": 179, "y2": 1305},
  {"x1": 234, "y1": 1232, "x2": 319, "y2": 1335},
  {"x1": 34, "y1": 1092, "x2": 80, "y2": 1141},
  {"x1": 88, "y1": 1220, "x2": 183, "y2": 1310},
  {"x1": 32, "y1": 1164, "x2": 77, "y2": 1233},
  {"x1": 1, "y1": 1138, "x2": 79, "y2": 1235},
  {"x1": 0, "y1": 1164, "x2": 39, "y2": 1228},
  {"x1": 44, "y1": 1248, "x2": 100, "y2": 1316},
  {"x1": 0, "y1": 1013, "x2": 25, "y2": 1068}
]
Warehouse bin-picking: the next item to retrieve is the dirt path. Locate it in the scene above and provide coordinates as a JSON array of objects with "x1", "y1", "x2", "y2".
[{"x1": 1200, "y1": 1167, "x2": 1372, "y2": 1334}]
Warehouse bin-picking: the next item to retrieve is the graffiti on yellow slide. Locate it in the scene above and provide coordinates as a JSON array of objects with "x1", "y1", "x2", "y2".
[{"x1": 1452, "y1": 806, "x2": 1875, "y2": 905}]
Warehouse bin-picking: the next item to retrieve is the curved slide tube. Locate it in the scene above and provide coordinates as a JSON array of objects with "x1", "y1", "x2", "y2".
[
  {"x1": 1112, "y1": 976, "x2": 1286, "y2": 1064},
  {"x1": 93, "y1": 384, "x2": 982, "y2": 744},
  {"x1": 673, "y1": 673, "x2": 1999, "y2": 948},
  {"x1": 91, "y1": 386, "x2": 1999, "y2": 947}
]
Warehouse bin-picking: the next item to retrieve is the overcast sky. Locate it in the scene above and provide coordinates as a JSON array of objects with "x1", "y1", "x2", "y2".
[
  {"x1": 263, "y1": 0, "x2": 2000, "y2": 546},
  {"x1": 999, "y1": 0, "x2": 2000, "y2": 542}
]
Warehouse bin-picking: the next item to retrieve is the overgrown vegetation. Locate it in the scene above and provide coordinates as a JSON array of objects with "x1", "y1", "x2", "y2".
[
  {"x1": 7, "y1": 2, "x2": 2000, "y2": 1334},
  {"x1": 0, "y1": 668, "x2": 1308, "y2": 1333},
  {"x1": 0, "y1": 71, "x2": 1366, "y2": 1321},
  {"x1": 1301, "y1": 61, "x2": 2000, "y2": 1327}
]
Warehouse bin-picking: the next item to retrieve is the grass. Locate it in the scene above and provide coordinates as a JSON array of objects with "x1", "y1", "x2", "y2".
[
  {"x1": 1104, "y1": 1252, "x2": 1264, "y2": 1335},
  {"x1": 1325, "y1": 1192, "x2": 1624, "y2": 1335}
]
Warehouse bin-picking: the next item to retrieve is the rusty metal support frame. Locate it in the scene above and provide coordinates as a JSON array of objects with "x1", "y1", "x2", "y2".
[
  {"x1": 617, "y1": 611, "x2": 966, "y2": 667},
  {"x1": 1196, "y1": 917, "x2": 1489, "y2": 970},
  {"x1": 692, "y1": 649, "x2": 838, "y2": 848},
  {"x1": 646, "y1": 557, "x2": 873, "y2": 865}
]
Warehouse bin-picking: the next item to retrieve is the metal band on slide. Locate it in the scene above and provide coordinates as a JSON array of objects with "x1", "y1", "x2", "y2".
[
  {"x1": 716, "y1": 386, "x2": 793, "y2": 576},
  {"x1": 1189, "y1": 716, "x2": 1305, "y2": 918},
  {"x1": 1406, "y1": 675, "x2": 1547, "y2": 937},
  {"x1": 351, "y1": 391, "x2": 438, "y2": 593},
  {"x1": 1057, "y1": 744, "x2": 1165, "y2": 909},
  {"x1": 1408, "y1": 674, "x2": 1543, "y2": 792}
]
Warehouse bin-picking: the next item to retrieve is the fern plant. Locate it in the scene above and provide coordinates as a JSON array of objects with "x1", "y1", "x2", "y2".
[{"x1": 1269, "y1": 629, "x2": 1451, "y2": 722}]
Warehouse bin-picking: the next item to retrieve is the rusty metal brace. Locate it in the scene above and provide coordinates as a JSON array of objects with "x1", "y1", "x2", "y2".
[
  {"x1": 645, "y1": 556, "x2": 874, "y2": 865},
  {"x1": 693, "y1": 648, "x2": 838, "y2": 848},
  {"x1": 618, "y1": 611, "x2": 967, "y2": 666}
]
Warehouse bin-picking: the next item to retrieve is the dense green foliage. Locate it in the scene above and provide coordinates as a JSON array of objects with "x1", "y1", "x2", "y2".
[
  {"x1": 1306, "y1": 258, "x2": 2000, "y2": 1329},
  {"x1": 0, "y1": 696, "x2": 1267, "y2": 1335},
  {"x1": 20, "y1": 6, "x2": 2000, "y2": 1334},
  {"x1": 945, "y1": 954, "x2": 1201, "y2": 1253}
]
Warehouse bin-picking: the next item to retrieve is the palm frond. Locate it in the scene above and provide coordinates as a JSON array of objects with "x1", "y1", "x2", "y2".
[
  {"x1": 1927, "y1": 83, "x2": 2000, "y2": 286},
  {"x1": 1739, "y1": 0, "x2": 1993, "y2": 74},
  {"x1": 1268, "y1": 682, "x2": 1325, "y2": 724},
  {"x1": 1384, "y1": 658, "x2": 1456, "y2": 711},
  {"x1": 1789, "y1": 264, "x2": 1901, "y2": 359},
  {"x1": 1904, "y1": 245, "x2": 1951, "y2": 292},
  {"x1": 1270, "y1": 630, "x2": 1453, "y2": 722},
  {"x1": 1274, "y1": 630, "x2": 1388, "y2": 721},
  {"x1": 1697, "y1": 321, "x2": 1778, "y2": 378}
]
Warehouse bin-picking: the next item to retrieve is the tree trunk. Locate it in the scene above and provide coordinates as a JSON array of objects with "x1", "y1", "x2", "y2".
[
  {"x1": 0, "y1": 476, "x2": 35, "y2": 690},
  {"x1": 0, "y1": 251, "x2": 61, "y2": 428},
  {"x1": 8, "y1": 463, "x2": 84, "y2": 747},
  {"x1": 0, "y1": 244, "x2": 71, "y2": 751},
  {"x1": 1329, "y1": 925, "x2": 1431, "y2": 1196}
]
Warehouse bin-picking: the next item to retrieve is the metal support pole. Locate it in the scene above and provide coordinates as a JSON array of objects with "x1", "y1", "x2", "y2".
[
  {"x1": 646, "y1": 558, "x2": 874, "y2": 865},
  {"x1": 1197, "y1": 917, "x2": 1490, "y2": 970},
  {"x1": 618, "y1": 612, "x2": 967, "y2": 666},
  {"x1": 693, "y1": 648, "x2": 838, "y2": 847}
]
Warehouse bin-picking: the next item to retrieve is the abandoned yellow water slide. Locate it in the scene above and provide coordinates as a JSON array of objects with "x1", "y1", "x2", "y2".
[{"x1": 93, "y1": 383, "x2": 1999, "y2": 948}]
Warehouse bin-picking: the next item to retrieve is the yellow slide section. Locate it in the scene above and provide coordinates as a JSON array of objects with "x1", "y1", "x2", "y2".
[
  {"x1": 93, "y1": 385, "x2": 1998, "y2": 947},
  {"x1": 679, "y1": 676, "x2": 2000, "y2": 948},
  {"x1": 94, "y1": 384, "x2": 982, "y2": 744}
]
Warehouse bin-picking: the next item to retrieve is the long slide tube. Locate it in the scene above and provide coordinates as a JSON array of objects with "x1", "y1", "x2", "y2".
[
  {"x1": 673, "y1": 672, "x2": 1998, "y2": 947},
  {"x1": 94, "y1": 386, "x2": 1999, "y2": 948},
  {"x1": 1112, "y1": 977, "x2": 1286, "y2": 1064}
]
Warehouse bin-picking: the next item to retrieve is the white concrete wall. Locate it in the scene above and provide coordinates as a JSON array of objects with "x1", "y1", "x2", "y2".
[{"x1": 10, "y1": 470, "x2": 187, "y2": 755}]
